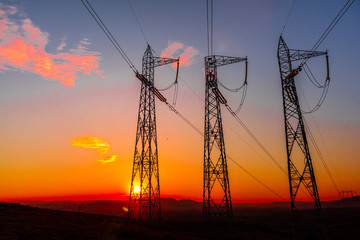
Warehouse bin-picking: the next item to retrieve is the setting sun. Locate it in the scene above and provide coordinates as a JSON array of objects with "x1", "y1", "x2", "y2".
[{"x1": 134, "y1": 185, "x2": 141, "y2": 194}]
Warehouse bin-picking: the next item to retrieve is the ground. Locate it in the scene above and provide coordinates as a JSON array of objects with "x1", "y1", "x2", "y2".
[{"x1": 0, "y1": 201, "x2": 359, "y2": 239}]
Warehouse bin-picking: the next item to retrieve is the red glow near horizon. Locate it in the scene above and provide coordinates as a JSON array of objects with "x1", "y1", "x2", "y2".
[
  {"x1": 3, "y1": 192, "x2": 340, "y2": 204},
  {"x1": 0, "y1": 5, "x2": 102, "y2": 87}
]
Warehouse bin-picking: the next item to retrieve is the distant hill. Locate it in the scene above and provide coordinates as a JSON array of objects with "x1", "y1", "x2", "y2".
[
  {"x1": 10, "y1": 197, "x2": 203, "y2": 217},
  {"x1": 234, "y1": 196, "x2": 360, "y2": 209},
  {"x1": 11, "y1": 200, "x2": 129, "y2": 217},
  {"x1": 10, "y1": 196, "x2": 360, "y2": 217},
  {"x1": 0, "y1": 202, "x2": 133, "y2": 240}
]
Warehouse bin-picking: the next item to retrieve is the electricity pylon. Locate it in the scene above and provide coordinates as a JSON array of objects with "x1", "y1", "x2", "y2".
[
  {"x1": 203, "y1": 55, "x2": 246, "y2": 223},
  {"x1": 277, "y1": 36, "x2": 328, "y2": 239},
  {"x1": 128, "y1": 45, "x2": 178, "y2": 221}
]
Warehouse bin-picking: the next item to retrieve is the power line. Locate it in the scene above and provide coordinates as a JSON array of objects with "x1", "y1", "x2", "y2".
[
  {"x1": 218, "y1": 79, "x2": 246, "y2": 93},
  {"x1": 82, "y1": 0, "x2": 286, "y2": 201},
  {"x1": 163, "y1": 66, "x2": 278, "y2": 172},
  {"x1": 297, "y1": 81, "x2": 341, "y2": 194},
  {"x1": 225, "y1": 106, "x2": 316, "y2": 208},
  {"x1": 307, "y1": 115, "x2": 345, "y2": 190},
  {"x1": 310, "y1": 0, "x2": 354, "y2": 52},
  {"x1": 211, "y1": 0, "x2": 213, "y2": 55},
  {"x1": 303, "y1": 63, "x2": 328, "y2": 88},
  {"x1": 84, "y1": 0, "x2": 180, "y2": 107},
  {"x1": 217, "y1": 60, "x2": 248, "y2": 114},
  {"x1": 127, "y1": 0, "x2": 149, "y2": 44},
  {"x1": 299, "y1": 60, "x2": 331, "y2": 114},
  {"x1": 299, "y1": 0, "x2": 355, "y2": 68},
  {"x1": 81, "y1": 0, "x2": 138, "y2": 73},
  {"x1": 225, "y1": 104, "x2": 287, "y2": 175},
  {"x1": 304, "y1": 119, "x2": 340, "y2": 193},
  {"x1": 206, "y1": 0, "x2": 210, "y2": 56},
  {"x1": 166, "y1": 103, "x2": 203, "y2": 136},
  {"x1": 301, "y1": 81, "x2": 330, "y2": 114},
  {"x1": 206, "y1": 0, "x2": 214, "y2": 55},
  {"x1": 161, "y1": 54, "x2": 282, "y2": 176},
  {"x1": 227, "y1": 155, "x2": 286, "y2": 201},
  {"x1": 149, "y1": 47, "x2": 180, "y2": 107},
  {"x1": 165, "y1": 102, "x2": 286, "y2": 200},
  {"x1": 281, "y1": 0, "x2": 297, "y2": 35},
  {"x1": 233, "y1": 83, "x2": 247, "y2": 114}
]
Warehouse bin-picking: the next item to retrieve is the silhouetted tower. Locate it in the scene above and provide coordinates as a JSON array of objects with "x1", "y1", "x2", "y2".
[
  {"x1": 277, "y1": 36, "x2": 328, "y2": 239},
  {"x1": 128, "y1": 45, "x2": 178, "y2": 221},
  {"x1": 203, "y1": 55, "x2": 247, "y2": 223}
]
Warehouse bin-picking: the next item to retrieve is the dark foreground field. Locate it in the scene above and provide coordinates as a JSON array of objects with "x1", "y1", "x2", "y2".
[{"x1": 0, "y1": 200, "x2": 359, "y2": 240}]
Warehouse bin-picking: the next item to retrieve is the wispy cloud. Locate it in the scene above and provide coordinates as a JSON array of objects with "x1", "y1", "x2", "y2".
[
  {"x1": 69, "y1": 136, "x2": 110, "y2": 155},
  {"x1": 69, "y1": 136, "x2": 117, "y2": 165},
  {"x1": 57, "y1": 37, "x2": 66, "y2": 51},
  {"x1": 0, "y1": 4, "x2": 102, "y2": 87},
  {"x1": 97, "y1": 155, "x2": 117, "y2": 165},
  {"x1": 161, "y1": 41, "x2": 199, "y2": 68}
]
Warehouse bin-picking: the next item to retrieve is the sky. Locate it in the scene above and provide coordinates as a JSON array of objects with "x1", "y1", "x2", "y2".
[{"x1": 0, "y1": 0, "x2": 359, "y2": 203}]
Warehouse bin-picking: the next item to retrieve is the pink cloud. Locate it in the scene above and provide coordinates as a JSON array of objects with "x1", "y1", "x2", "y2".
[
  {"x1": 0, "y1": 4, "x2": 102, "y2": 87},
  {"x1": 178, "y1": 46, "x2": 198, "y2": 67},
  {"x1": 57, "y1": 37, "x2": 66, "y2": 51},
  {"x1": 160, "y1": 42, "x2": 183, "y2": 59},
  {"x1": 160, "y1": 41, "x2": 198, "y2": 68}
]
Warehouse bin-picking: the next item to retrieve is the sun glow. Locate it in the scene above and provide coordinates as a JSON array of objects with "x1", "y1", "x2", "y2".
[{"x1": 134, "y1": 185, "x2": 141, "y2": 194}]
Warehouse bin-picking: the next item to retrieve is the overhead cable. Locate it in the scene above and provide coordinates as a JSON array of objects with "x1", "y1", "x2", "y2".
[
  {"x1": 165, "y1": 102, "x2": 286, "y2": 200},
  {"x1": 81, "y1": 0, "x2": 138, "y2": 73},
  {"x1": 225, "y1": 104, "x2": 287, "y2": 175},
  {"x1": 304, "y1": 120, "x2": 340, "y2": 193},
  {"x1": 127, "y1": 0, "x2": 149, "y2": 44},
  {"x1": 281, "y1": 0, "x2": 297, "y2": 35},
  {"x1": 299, "y1": 0, "x2": 355, "y2": 67}
]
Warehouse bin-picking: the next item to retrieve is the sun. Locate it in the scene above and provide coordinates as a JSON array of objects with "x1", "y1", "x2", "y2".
[{"x1": 134, "y1": 185, "x2": 141, "y2": 194}]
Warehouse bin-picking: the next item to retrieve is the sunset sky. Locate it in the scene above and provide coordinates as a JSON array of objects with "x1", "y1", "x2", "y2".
[{"x1": 0, "y1": 0, "x2": 359, "y2": 203}]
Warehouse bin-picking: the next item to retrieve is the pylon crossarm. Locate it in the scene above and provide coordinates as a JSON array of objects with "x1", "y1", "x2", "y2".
[
  {"x1": 209, "y1": 55, "x2": 247, "y2": 67},
  {"x1": 289, "y1": 49, "x2": 327, "y2": 62},
  {"x1": 153, "y1": 56, "x2": 178, "y2": 68}
]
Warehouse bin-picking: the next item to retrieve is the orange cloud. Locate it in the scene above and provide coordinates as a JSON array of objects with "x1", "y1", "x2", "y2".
[
  {"x1": 97, "y1": 155, "x2": 117, "y2": 164},
  {"x1": 0, "y1": 4, "x2": 102, "y2": 87},
  {"x1": 69, "y1": 136, "x2": 110, "y2": 155},
  {"x1": 161, "y1": 41, "x2": 198, "y2": 68}
]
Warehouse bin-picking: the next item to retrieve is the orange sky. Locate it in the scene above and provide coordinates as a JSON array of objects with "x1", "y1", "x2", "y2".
[{"x1": 1, "y1": 1, "x2": 359, "y2": 204}]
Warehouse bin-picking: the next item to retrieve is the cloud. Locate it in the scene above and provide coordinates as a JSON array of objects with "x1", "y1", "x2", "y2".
[
  {"x1": 160, "y1": 41, "x2": 199, "y2": 68},
  {"x1": 160, "y1": 42, "x2": 183, "y2": 58},
  {"x1": 69, "y1": 136, "x2": 110, "y2": 155},
  {"x1": 97, "y1": 155, "x2": 117, "y2": 164},
  {"x1": 0, "y1": 4, "x2": 102, "y2": 87},
  {"x1": 57, "y1": 37, "x2": 66, "y2": 51},
  {"x1": 69, "y1": 136, "x2": 118, "y2": 165}
]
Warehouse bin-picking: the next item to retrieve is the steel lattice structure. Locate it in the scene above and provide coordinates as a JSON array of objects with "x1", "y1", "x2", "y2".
[
  {"x1": 203, "y1": 55, "x2": 246, "y2": 223},
  {"x1": 128, "y1": 45, "x2": 178, "y2": 221},
  {"x1": 277, "y1": 36, "x2": 328, "y2": 240}
]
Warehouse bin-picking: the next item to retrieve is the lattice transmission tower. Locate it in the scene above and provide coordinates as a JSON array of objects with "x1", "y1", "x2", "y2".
[
  {"x1": 128, "y1": 45, "x2": 178, "y2": 221},
  {"x1": 277, "y1": 36, "x2": 328, "y2": 239},
  {"x1": 203, "y1": 55, "x2": 247, "y2": 223}
]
